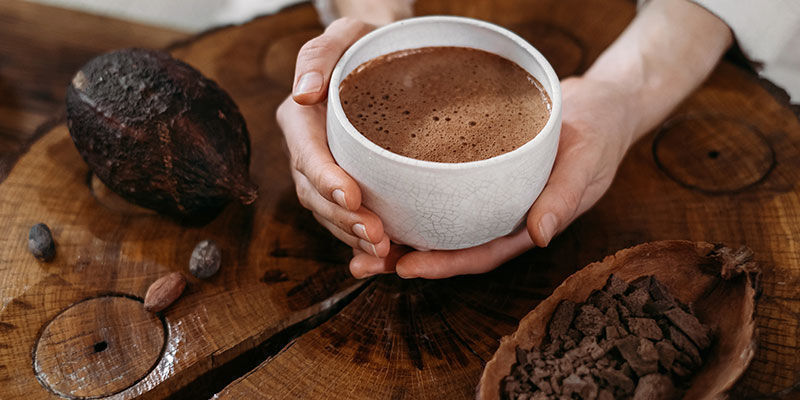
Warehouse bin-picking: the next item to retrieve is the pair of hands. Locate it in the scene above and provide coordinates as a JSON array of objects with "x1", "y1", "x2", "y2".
[{"x1": 277, "y1": 18, "x2": 635, "y2": 279}]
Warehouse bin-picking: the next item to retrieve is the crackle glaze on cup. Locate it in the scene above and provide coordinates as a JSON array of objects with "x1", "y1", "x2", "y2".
[{"x1": 327, "y1": 16, "x2": 562, "y2": 250}]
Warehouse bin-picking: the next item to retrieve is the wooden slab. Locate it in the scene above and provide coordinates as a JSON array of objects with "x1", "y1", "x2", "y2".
[
  {"x1": 0, "y1": 0, "x2": 799, "y2": 399},
  {"x1": 215, "y1": 1, "x2": 800, "y2": 399},
  {"x1": 0, "y1": 4, "x2": 363, "y2": 399}
]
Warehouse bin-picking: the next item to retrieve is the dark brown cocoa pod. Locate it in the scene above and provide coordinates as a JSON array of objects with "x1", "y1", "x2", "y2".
[{"x1": 66, "y1": 48, "x2": 257, "y2": 221}]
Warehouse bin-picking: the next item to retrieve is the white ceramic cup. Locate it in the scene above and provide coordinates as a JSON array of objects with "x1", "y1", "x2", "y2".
[{"x1": 327, "y1": 16, "x2": 562, "y2": 250}]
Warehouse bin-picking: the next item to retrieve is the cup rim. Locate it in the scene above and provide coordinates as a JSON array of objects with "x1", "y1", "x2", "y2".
[{"x1": 328, "y1": 15, "x2": 562, "y2": 170}]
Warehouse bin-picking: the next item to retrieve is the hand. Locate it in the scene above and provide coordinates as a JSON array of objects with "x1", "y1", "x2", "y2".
[
  {"x1": 278, "y1": 18, "x2": 391, "y2": 263},
  {"x1": 351, "y1": 77, "x2": 637, "y2": 278}
]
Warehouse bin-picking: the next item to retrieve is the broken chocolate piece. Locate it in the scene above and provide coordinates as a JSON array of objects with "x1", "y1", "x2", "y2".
[
  {"x1": 622, "y1": 288, "x2": 651, "y2": 317},
  {"x1": 548, "y1": 300, "x2": 576, "y2": 340},
  {"x1": 615, "y1": 336, "x2": 659, "y2": 376},
  {"x1": 655, "y1": 341, "x2": 678, "y2": 371},
  {"x1": 633, "y1": 374, "x2": 676, "y2": 400},
  {"x1": 664, "y1": 307, "x2": 711, "y2": 349},
  {"x1": 667, "y1": 326, "x2": 702, "y2": 366},
  {"x1": 604, "y1": 274, "x2": 629, "y2": 296},
  {"x1": 596, "y1": 367, "x2": 635, "y2": 394},
  {"x1": 575, "y1": 304, "x2": 607, "y2": 337},
  {"x1": 588, "y1": 289, "x2": 616, "y2": 312},
  {"x1": 630, "y1": 276, "x2": 653, "y2": 292},
  {"x1": 627, "y1": 318, "x2": 663, "y2": 341}
]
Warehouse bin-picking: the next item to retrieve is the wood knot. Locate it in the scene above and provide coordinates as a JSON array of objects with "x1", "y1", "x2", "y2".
[{"x1": 653, "y1": 115, "x2": 775, "y2": 194}]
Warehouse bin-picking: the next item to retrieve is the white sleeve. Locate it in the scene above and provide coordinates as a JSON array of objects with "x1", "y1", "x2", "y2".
[{"x1": 638, "y1": 0, "x2": 800, "y2": 103}]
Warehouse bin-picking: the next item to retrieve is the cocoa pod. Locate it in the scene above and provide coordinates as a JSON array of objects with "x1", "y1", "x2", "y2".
[
  {"x1": 144, "y1": 272, "x2": 187, "y2": 313},
  {"x1": 66, "y1": 48, "x2": 257, "y2": 221}
]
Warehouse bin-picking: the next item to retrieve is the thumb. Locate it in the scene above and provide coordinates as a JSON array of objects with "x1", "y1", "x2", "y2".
[
  {"x1": 292, "y1": 18, "x2": 373, "y2": 105},
  {"x1": 526, "y1": 135, "x2": 593, "y2": 247}
]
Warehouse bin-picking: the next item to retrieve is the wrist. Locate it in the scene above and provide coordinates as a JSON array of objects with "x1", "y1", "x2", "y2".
[{"x1": 562, "y1": 75, "x2": 641, "y2": 152}]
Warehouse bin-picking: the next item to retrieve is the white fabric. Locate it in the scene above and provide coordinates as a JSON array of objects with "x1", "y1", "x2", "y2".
[{"x1": 641, "y1": 0, "x2": 800, "y2": 103}]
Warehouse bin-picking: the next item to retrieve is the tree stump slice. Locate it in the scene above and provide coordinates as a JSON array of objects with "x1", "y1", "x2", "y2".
[
  {"x1": 0, "y1": 5, "x2": 361, "y2": 399},
  {"x1": 0, "y1": 0, "x2": 798, "y2": 399}
]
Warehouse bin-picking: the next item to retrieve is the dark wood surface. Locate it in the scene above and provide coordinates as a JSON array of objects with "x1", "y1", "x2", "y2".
[
  {"x1": 0, "y1": 0, "x2": 188, "y2": 178},
  {"x1": 1, "y1": 0, "x2": 799, "y2": 399}
]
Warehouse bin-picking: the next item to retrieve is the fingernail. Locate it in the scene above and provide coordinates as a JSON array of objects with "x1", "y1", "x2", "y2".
[
  {"x1": 359, "y1": 239, "x2": 378, "y2": 257},
  {"x1": 332, "y1": 189, "x2": 347, "y2": 209},
  {"x1": 538, "y1": 213, "x2": 558, "y2": 246},
  {"x1": 396, "y1": 268, "x2": 415, "y2": 279},
  {"x1": 294, "y1": 71, "x2": 323, "y2": 96},
  {"x1": 352, "y1": 223, "x2": 371, "y2": 242}
]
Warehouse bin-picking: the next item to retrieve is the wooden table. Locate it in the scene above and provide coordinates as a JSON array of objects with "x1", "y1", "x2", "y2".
[{"x1": 1, "y1": 0, "x2": 798, "y2": 399}]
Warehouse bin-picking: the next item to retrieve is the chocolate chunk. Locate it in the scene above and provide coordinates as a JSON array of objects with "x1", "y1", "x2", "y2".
[
  {"x1": 604, "y1": 274, "x2": 629, "y2": 296},
  {"x1": 537, "y1": 380, "x2": 553, "y2": 394},
  {"x1": 575, "y1": 305, "x2": 607, "y2": 337},
  {"x1": 627, "y1": 318, "x2": 664, "y2": 340},
  {"x1": 655, "y1": 341, "x2": 678, "y2": 371},
  {"x1": 580, "y1": 336, "x2": 607, "y2": 360},
  {"x1": 549, "y1": 300, "x2": 576, "y2": 340},
  {"x1": 615, "y1": 336, "x2": 659, "y2": 376},
  {"x1": 605, "y1": 305, "x2": 622, "y2": 327},
  {"x1": 630, "y1": 276, "x2": 653, "y2": 292},
  {"x1": 667, "y1": 326, "x2": 702, "y2": 365},
  {"x1": 596, "y1": 367, "x2": 635, "y2": 394},
  {"x1": 588, "y1": 289, "x2": 617, "y2": 312},
  {"x1": 633, "y1": 374, "x2": 676, "y2": 400},
  {"x1": 671, "y1": 362, "x2": 691, "y2": 378},
  {"x1": 643, "y1": 299, "x2": 674, "y2": 316},
  {"x1": 516, "y1": 346, "x2": 528, "y2": 365},
  {"x1": 550, "y1": 375, "x2": 561, "y2": 395},
  {"x1": 561, "y1": 373, "x2": 585, "y2": 396},
  {"x1": 531, "y1": 392, "x2": 549, "y2": 400},
  {"x1": 617, "y1": 302, "x2": 632, "y2": 319},
  {"x1": 622, "y1": 288, "x2": 651, "y2": 317},
  {"x1": 605, "y1": 326, "x2": 622, "y2": 340},
  {"x1": 597, "y1": 389, "x2": 615, "y2": 400},
  {"x1": 533, "y1": 366, "x2": 551, "y2": 380},
  {"x1": 664, "y1": 307, "x2": 711, "y2": 349},
  {"x1": 648, "y1": 277, "x2": 676, "y2": 304},
  {"x1": 566, "y1": 328, "x2": 583, "y2": 343}
]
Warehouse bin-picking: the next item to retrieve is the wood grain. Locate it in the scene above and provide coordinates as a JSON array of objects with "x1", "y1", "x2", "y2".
[
  {"x1": 0, "y1": 4, "x2": 362, "y2": 399},
  {"x1": 0, "y1": 0, "x2": 798, "y2": 399},
  {"x1": 216, "y1": 1, "x2": 800, "y2": 399},
  {"x1": 34, "y1": 295, "x2": 165, "y2": 398}
]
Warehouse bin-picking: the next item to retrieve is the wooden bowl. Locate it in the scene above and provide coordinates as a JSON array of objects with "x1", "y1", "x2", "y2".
[{"x1": 477, "y1": 240, "x2": 759, "y2": 400}]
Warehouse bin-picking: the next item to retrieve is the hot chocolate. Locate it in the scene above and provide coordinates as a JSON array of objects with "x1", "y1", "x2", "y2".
[{"x1": 339, "y1": 46, "x2": 551, "y2": 163}]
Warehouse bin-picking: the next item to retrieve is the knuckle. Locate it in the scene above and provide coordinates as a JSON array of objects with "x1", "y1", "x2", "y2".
[
  {"x1": 276, "y1": 97, "x2": 291, "y2": 125},
  {"x1": 299, "y1": 35, "x2": 335, "y2": 62},
  {"x1": 290, "y1": 150, "x2": 307, "y2": 174},
  {"x1": 329, "y1": 17, "x2": 360, "y2": 31},
  {"x1": 557, "y1": 189, "x2": 582, "y2": 214}
]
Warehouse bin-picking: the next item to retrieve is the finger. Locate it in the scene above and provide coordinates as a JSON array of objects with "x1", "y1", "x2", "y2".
[
  {"x1": 292, "y1": 18, "x2": 373, "y2": 104},
  {"x1": 312, "y1": 212, "x2": 389, "y2": 259},
  {"x1": 526, "y1": 124, "x2": 594, "y2": 247},
  {"x1": 293, "y1": 169, "x2": 384, "y2": 243},
  {"x1": 395, "y1": 228, "x2": 534, "y2": 279},
  {"x1": 277, "y1": 98, "x2": 362, "y2": 211},
  {"x1": 349, "y1": 238, "x2": 403, "y2": 278}
]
